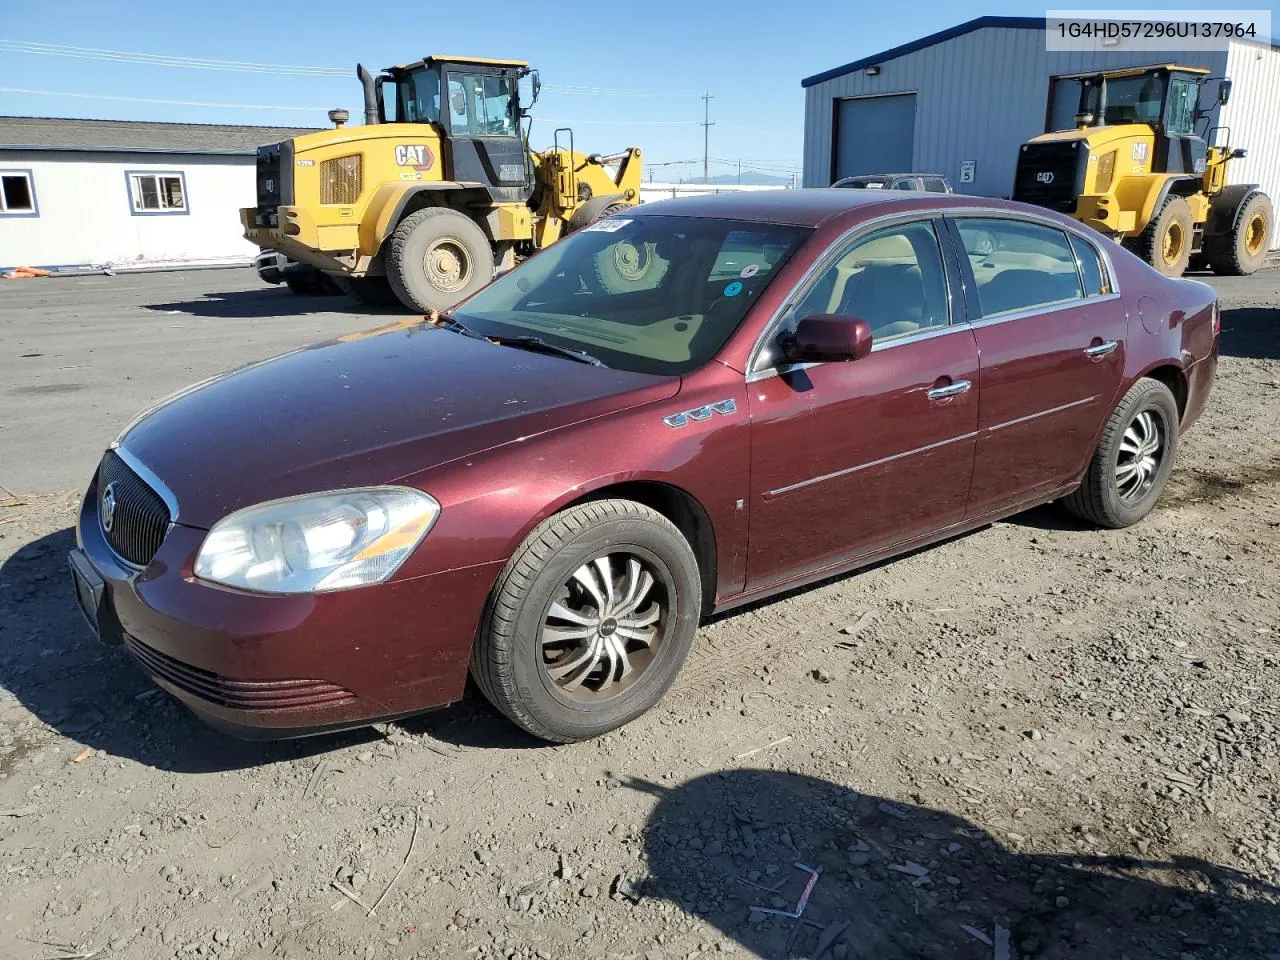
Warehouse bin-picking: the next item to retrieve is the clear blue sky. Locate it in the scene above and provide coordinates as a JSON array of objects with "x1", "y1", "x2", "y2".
[{"x1": 1, "y1": 1, "x2": 1275, "y2": 183}]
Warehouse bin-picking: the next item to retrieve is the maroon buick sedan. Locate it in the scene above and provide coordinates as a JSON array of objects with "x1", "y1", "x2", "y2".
[{"x1": 69, "y1": 190, "x2": 1218, "y2": 743}]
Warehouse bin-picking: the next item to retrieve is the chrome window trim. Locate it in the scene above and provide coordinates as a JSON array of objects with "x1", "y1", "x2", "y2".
[
  {"x1": 744, "y1": 204, "x2": 1123, "y2": 384},
  {"x1": 746, "y1": 211, "x2": 957, "y2": 381},
  {"x1": 944, "y1": 206, "x2": 1123, "y2": 299},
  {"x1": 966, "y1": 291, "x2": 1123, "y2": 330},
  {"x1": 108, "y1": 442, "x2": 181, "y2": 523}
]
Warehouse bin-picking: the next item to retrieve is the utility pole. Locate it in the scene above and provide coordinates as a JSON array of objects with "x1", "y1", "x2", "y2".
[
  {"x1": 701, "y1": 92, "x2": 714, "y2": 184},
  {"x1": 737, "y1": 159, "x2": 741, "y2": 184}
]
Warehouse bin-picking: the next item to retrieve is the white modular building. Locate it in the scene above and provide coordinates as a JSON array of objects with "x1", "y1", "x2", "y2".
[{"x1": 0, "y1": 117, "x2": 316, "y2": 271}]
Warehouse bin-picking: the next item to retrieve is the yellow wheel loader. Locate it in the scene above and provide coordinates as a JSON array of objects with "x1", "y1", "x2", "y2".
[
  {"x1": 240, "y1": 56, "x2": 643, "y2": 311},
  {"x1": 1013, "y1": 64, "x2": 1272, "y2": 277}
]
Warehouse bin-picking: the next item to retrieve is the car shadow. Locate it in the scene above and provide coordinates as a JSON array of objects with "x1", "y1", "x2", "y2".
[
  {"x1": 1219, "y1": 305, "x2": 1280, "y2": 360},
  {"x1": 0, "y1": 527, "x2": 535, "y2": 773},
  {"x1": 142, "y1": 288, "x2": 405, "y2": 320},
  {"x1": 632, "y1": 769, "x2": 1280, "y2": 959}
]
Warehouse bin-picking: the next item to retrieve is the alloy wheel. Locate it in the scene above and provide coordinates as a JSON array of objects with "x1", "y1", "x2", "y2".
[
  {"x1": 1116, "y1": 409, "x2": 1165, "y2": 502},
  {"x1": 540, "y1": 553, "x2": 666, "y2": 702}
]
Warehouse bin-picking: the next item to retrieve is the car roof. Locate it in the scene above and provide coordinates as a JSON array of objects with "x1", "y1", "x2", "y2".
[{"x1": 629, "y1": 188, "x2": 967, "y2": 227}]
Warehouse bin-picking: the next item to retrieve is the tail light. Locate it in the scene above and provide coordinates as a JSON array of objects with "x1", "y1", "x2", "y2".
[
  {"x1": 1212, "y1": 300, "x2": 1221, "y2": 336},
  {"x1": 320, "y1": 155, "x2": 362, "y2": 205}
]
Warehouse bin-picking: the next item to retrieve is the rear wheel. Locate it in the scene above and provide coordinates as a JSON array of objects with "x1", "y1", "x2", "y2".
[
  {"x1": 1205, "y1": 192, "x2": 1273, "y2": 276},
  {"x1": 1061, "y1": 378, "x2": 1180, "y2": 529},
  {"x1": 471, "y1": 499, "x2": 701, "y2": 743},
  {"x1": 1128, "y1": 196, "x2": 1193, "y2": 277},
  {"x1": 333, "y1": 275, "x2": 401, "y2": 308},
  {"x1": 386, "y1": 207, "x2": 494, "y2": 313}
]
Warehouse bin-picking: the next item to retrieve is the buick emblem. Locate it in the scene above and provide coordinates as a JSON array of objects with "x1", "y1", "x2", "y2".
[{"x1": 101, "y1": 483, "x2": 118, "y2": 533}]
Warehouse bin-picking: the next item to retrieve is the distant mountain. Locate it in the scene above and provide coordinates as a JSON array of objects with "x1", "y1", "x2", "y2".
[{"x1": 677, "y1": 172, "x2": 793, "y2": 186}]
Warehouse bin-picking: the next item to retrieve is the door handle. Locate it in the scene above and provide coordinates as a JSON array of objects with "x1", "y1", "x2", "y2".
[
  {"x1": 1083, "y1": 340, "x2": 1118, "y2": 358},
  {"x1": 927, "y1": 379, "x2": 972, "y2": 401}
]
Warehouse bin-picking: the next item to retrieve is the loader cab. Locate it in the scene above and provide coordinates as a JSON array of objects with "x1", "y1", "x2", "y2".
[
  {"x1": 1062, "y1": 65, "x2": 1217, "y2": 175},
  {"x1": 384, "y1": 55, "x2": 535, "y2": 202}
]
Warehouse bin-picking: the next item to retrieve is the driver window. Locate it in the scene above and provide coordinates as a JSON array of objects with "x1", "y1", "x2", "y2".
[
  {"x1": 790, "y1": 220, "x2": 950, "y2": 343},
  {"x1": 1167, "y1": 79, "x2": 1199, "y2": 136}
]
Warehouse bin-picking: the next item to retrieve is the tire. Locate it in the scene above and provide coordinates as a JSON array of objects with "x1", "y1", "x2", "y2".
[
  {"x1": 1127, "y1": 196, "x2": 1193, "y2": 277},
  {"x1": 332, "y1": 275, "x2": 402, "y2": 308},
  {"x1": 471, "y1": 499, "x2": 702, "y2": 743},
  {"x1": 385, "y1": 207, "x2": 494, "y2": 313},
  {"x1": 1205, "y1": 191, "x2": 1273, "y2": 276},
  {"x1": 592, "y1": 214, "x2": 669, "y2": 294},
  {"x1": 568, "y1": 197, "x2": 628, "y2": 233},
  {"x1": 1061, "y1": 378, "x2": 1180, "y2": 529},
  {"x1": 284, "y1": 275, "x2": 318, "y2": 295}
]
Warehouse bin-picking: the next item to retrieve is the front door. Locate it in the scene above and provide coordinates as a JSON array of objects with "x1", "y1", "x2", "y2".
[
  {"x1": 950, "y1": 216, "x2": 1128, "y2": 516},
  {"x1": 443, "y1": 68, "x2": 531, "y2": 203},
  {"x1": 746, "y1": 219, "x2": 979, "y2": 591}
]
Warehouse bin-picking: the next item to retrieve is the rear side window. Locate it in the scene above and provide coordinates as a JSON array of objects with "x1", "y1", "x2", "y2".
[
  {"x1": 922, "y1": 177, "x2": 949, "y2": 193},
  {"x1": 1069, "y1": 233, "x2": 1112, "y2": 296},
  {"x1": 892, "y1": 178, "x2": 919, "y2": 190},
  {"x1": 954, "y1": 217, "x2": 1084, "y2": 317}
]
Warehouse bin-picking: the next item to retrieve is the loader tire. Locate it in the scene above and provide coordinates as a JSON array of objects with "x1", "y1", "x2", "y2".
[
  {"x1": 591, "y1": 208, "x2": 669, "y2": 294},
  {"x1": 332, "y1": 275, "x2": 401, "y2": 308},
  {"x1": 386, "y1": 207, "x2": 494, "y2": 313},
  {"x1": 1205, "y1": 192, "x2": 1273, "y2": 277},
  {"x1": 1127, "y1": 195, "x2": 1192, "y2": 277}
]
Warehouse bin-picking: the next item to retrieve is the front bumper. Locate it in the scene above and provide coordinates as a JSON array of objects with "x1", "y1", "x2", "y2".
[
  {"x1": 1073, "y1": 195, "x2": 1138, "y2": 236},
  {"x1": 73, "y1": 477, "x2": 502, "y2": 738},
  {"x1": 240, "y1": 207, "x2": 362, "y2": 276}
]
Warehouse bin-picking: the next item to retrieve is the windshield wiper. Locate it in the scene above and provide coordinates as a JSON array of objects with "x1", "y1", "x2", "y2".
[
  {"x1": 427, "y1": 310, "x2": 485, "y2": 340},
  {"x1": 487, "y1": 335, "x2": 604, "y2": 366},
  {"x1": 428, "y1": 311, "x2": 602, "y2": 366}
]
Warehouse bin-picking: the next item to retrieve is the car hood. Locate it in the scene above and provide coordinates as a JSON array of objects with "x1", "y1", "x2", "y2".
[{"x1": 120, "y1": 319, "x2": 679, "y2": 528}]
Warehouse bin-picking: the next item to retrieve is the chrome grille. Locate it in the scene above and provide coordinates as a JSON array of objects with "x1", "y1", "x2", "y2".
[
  {"x1": 98, "y1": 450, "x2": 171, "y2": 567},
  {"x1": 124, "y1": 635, "x2": 356, "y2": 710}
]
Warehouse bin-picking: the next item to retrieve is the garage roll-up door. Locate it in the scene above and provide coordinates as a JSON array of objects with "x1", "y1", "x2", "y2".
[{"x1": 832, "y1": 93, "x2": 917, "y2": 183}]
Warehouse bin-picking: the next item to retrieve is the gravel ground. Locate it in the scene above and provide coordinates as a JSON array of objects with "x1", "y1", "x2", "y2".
[{"x1": 0, "y1": 270, "x2": 1278, "y2": 960}]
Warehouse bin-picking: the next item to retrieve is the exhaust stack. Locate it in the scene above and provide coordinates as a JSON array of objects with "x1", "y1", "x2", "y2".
[{"x1": 357, "y1": 64, "x2": 379, "y2": 126}]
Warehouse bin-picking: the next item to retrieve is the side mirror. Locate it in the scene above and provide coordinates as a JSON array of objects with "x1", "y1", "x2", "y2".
[
  {"x1": 782, "y1": 314, "x2": 874, "y2": 363},
  {"x1": 1218, "y1": 79, "x2": 1232, "y2": 105}
]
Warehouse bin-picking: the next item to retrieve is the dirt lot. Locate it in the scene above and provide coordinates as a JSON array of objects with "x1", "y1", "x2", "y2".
[{"x1": 1, "y1": 270, "x2": 1278, "y2": 960}]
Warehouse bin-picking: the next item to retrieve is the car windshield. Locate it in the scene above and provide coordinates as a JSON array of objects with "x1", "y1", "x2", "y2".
[{"x1": 453, "y1": 215, "x2": 812, "y2": 375}]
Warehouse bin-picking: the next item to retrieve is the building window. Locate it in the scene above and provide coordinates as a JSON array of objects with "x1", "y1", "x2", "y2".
[
  {"x1": 0, "y1": 170, "x2": 38, "y2": 216},
  {"x1": 127, "y1": 171, "x2": 188, "y2": 214}
]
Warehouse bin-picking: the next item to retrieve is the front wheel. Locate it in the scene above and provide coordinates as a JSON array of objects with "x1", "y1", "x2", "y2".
[
  {"x1": 385, "y1": 207, "x2": 494, "y2": 313},
  {"x1": 1061, "y1": 378, "x2": 1180, "y2": 528},
  {"x1": 1206, "y1": 192, "x2": 1273, "y2": 276},
  {"x1": 471, "y1": 500, "x2": 702, "y2": 743}
]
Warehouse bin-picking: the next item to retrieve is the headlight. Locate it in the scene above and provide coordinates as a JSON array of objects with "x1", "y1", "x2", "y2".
[{"x1": 193, "y1": 487, "x2": 439, "y2": 594}]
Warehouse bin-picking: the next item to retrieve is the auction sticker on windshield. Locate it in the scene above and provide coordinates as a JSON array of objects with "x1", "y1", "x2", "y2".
[{"x1": 584, "y1": 218, "x2": 632, "y2": 233}]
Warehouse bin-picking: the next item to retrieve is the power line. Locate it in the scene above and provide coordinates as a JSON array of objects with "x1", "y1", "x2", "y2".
[
  {"x1": 0, "y1": 87, "x2": 337, "y2": 112},
  {"x1": 0, "y1": 41, "x2": 349, "y2": 77}
]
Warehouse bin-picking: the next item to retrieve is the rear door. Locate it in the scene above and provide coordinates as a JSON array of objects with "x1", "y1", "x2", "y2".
[{"x1": 949, "y1": 216, "x2": 1127, "y2": 517}]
